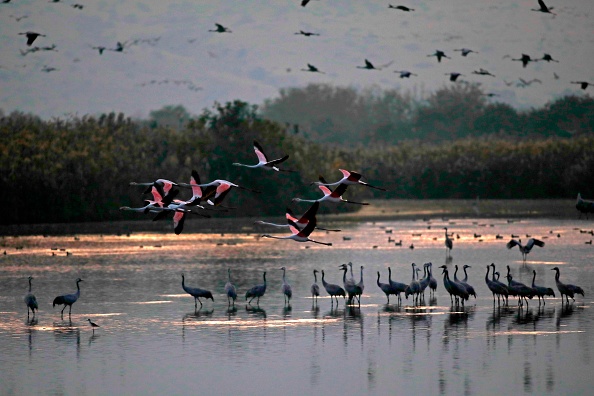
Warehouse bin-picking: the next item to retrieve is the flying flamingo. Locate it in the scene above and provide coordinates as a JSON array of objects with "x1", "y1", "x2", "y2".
[
  {"x1": 311, "y1": 169, "x2": 386, "y2": 191},
  {"x1": 254, "y1": 202, "x2": 341, "y2": 232},
  {"x1": 232, "y1": 141, "x2": 296, "y2": 172},
  {"x1": 293, "y1": 179, "x2": 369, "y2": 205},
  {"x1": 260, "y1": 218, "x2": 332, "y2": 246},
  {"x1": 192, "y1": 179, "x2": 260, "y2": 206},
  {"x1": 130, "y1": 178, "x2": 178, "y2": 194}
]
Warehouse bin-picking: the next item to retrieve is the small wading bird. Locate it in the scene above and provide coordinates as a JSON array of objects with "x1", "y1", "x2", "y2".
[
  {"x1": 209, "y1": 23, "x2": 231, "y2": 33},
  {"x1": 181, "y1": 273, "x2": 213, "y2": 309},
  {"x1": 394, "y1": 70, "x2": 417, "y2": 78},
  {"x1": 280, "y1": 267, "x2": 292, "y2": 305},
  {"x1": 87, "y1": 318, "x2": 99, "y2": 333},
  {"x1": 321, "y1": 270, "x2": 345, "y2": 304},
  {"x1": 506, "y1": 238, "x2": 545, "y2": 263},
  {"x1": 531, "y1": 270, "x2": 555, "y2": 304},
  {"x1": 19, "y1": 31, "x2": 45, "y2": 46},
  {"x1": 551, "y1": 267, "x2": 584, "y2": 304},
  {"x1": 301, "y1": 63, "x2": 324, "y2": 73},
  {"x1": 388, "y1": 4, "x2": 414, "y2": 11},
  {"x1": 24, "y1": 276, "x2": 38, "y2": 317},
  {"x1": 53, "y1": 278, "x2": 83, "y2": 317},
  {"x1": 311, "y1": 270, "x2": 320, "y2": 303},
  {"x1": 311, "y1": 169, "x2": 386, "y2": 191},
  {"x1": 233, "y1": 140, "x2": 296, "y2": 172},
  {"x1": 428, "y1": 50, "x2": 450, "y2": 63},
  {"x1": 224, "y1": 268, "x2": 237, "y2": 306},
  {"x1": 261, "y1": 217, "x2": 332, "y2": 246},
  {"x1": 246, "y1": 271, "x2": 267, "y2": 305},
  {"x1": 531, "y1": 0, "x2": 555, "y2": 15},
  {"x1": 294, "y1": 177, "x2": 369, "y2": 206}
]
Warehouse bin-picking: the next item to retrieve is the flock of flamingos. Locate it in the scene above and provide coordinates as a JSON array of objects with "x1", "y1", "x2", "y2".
[{"x1": 21, "y1": 140, "x2": 590, "y2": 334}]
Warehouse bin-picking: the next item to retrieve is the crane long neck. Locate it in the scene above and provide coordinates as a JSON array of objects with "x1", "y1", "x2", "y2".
[
  {"x1": 263, "y1": 272, "x2": 267, "y2": 285},
  {"x1": 314, "y1": 271, "x2": 318, "y2": 283},
  {"x1": 463, "y1": 266, "x2": 468, "y2": 281},
  {"x1": 388, "y1": 267, "x2": 392, "y2": 282},
  {"x1": 28, "y1": 278, "x2": 33, "y2": 292},
  {"x1": 485, "y1": 266, "x2": 490, "y2": 283},
  {"x1": 228, "y1": 269, "x2": 232, "y2": 282},
  {"x1": 411, "y1": 264, "x2": 416, "y2": 280}
]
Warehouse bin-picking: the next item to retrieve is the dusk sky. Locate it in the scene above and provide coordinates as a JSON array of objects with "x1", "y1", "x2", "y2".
[{"x1": 1, "y1": 0, "x2": 593, "y2": 119}]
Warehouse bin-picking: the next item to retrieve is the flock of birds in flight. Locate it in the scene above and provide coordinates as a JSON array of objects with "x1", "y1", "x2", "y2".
[
  {"x1": 20, "y1": 139, "x2": 589, "y2": 333},
  {"x1": 3, "y1": 0, "x2": 593, "y2": 95}
]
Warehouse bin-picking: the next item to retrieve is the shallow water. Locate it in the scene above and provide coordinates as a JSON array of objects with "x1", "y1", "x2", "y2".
[{"x1": 1, "y1": 217, "x2": 593, "y2": 395}]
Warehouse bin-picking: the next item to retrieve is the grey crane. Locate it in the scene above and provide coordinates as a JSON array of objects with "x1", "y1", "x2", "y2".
[
  {"x1": 24, "y1": 276, "x2": 38, "y2": 317},
  {"x1": 444, "y1": 227, "x2": 453, "y2": 257},
  {"x1": 472, "y1": 68, "x2": 495, "y2": 77},
  {"x1": 19, "y1": 31, "x2": 46, "y2": 46},
  {"x1": 280, "y1": 266, "x2": 292, "y2": 305},
  {"x1": 246, "y1": 271, "x2": 267, "y2": 305},
  {"x1": 485, "y1": 265, "x2": 508, "y2": 305},
  {"x1": 446, "y1": 72, "x2": 464, "y2": 82},
  {"x1": 209, "y1": 23, "x2": 231, "y2": 33},
  {"x1": 224, "y1": 268, "x2": 237, "y2": 306},
  {"x1": 506, "y1": 273, "x2": 534, "y2": 307},
  {"x1": 439, "y1": 266, "x2": 468, "y2": 306},
  {"x1": 460, "y1": 265, "x2": 477, "y2": 298},
  {"x1": 394, "y1": 70, "x2": 417, "y2": 78},
  {"x1": 388, "y1": 267, "x2": 407, "y2": 304},
  {"x1": 389, "y1": 4, "x2": 414, "y2": 11},
  {"x1": 181, "y1": 273, "x2": 213, "y2": 308},
  {"x1": 405, "y1": 263, "x2": 421, "y2": 305},
  {"x1": 321, "y1": 270, "x2": 345, "y2": 304},
  {"x1": 311, "y1": 270, "x2": 320, "y2": 303},
  {"x1": 511, "y1": 54, "x2": 536, "y2": 68},
  {"x1": 301, "y1": 63, "x2": 324, "y2": 73},
  {"x1": 427, "y1": 263, "x2": 438, "y2": 296},
  {"x1": 357, "y1": 59, "x2": 379, "y2": 70},
  {"x1": 428, "y1": 50, "x2": 450, "y2": 63},
  {"x1": 571, "y1": 81, "x2": 592, "y2": 90},
  {"x1": 507, "y1": 238, "x2": 544, "y2": 263},
  {"x1": 454, "y1": 48, "x2": 477, "y2": 57},
  {"x1": 377, "y1": 271, "x2": 395, "y2": 303},
  {"x1": 340, "y1": 264, "x2": 361, "y2": 305},
  {"x1": 531, "y1": 0, "x2": 555, "y2": 15},
  {"x1": 551, "y1": 267, "x2": 584, "y2": 304},
  {"x1": 531, "y1": 270, "x2": 555, "y2": 305},
  {"x1": 53, "y1": 278, "x2": 83, "y2": 317},
  {"x1": 540, "y1": 53, "x2": 559, "y2": 62}
]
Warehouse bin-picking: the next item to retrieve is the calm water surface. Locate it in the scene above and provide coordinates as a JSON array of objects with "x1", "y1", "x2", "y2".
[{"x1": 1, "y1": 217, "x2": 593, "y2": 395}]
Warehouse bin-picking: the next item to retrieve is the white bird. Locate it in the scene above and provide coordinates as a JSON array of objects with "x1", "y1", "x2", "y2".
[
  {"x1": 53, "y1": 278, "x2": 83, "y2": 317},
  {"x1": 293, "y1": 178, "x2": 369, "y2": 206},
  {"x1": 506, "y1": 238, "x2": 545, "y2": 262},
  {"x1": 261, "y1": 216, "x2": 332, "y2": 246},
  {"x1": 531, "y1": 270, "x2": 555, "y2": 305},
  {"x1": 311, "y1": 169, "x2": 386, "y2": 191},
  {"x1": 311, "y1": 270, "x2": 320, "y2": 303},
  {"x1": 24, "y1": 276, "x2": 38, "y2": 317},
  {"x1": 224, "y1": 268, "x2": 237, "y2": 306},
  {"x1": 551, "y1": 267, "x2": 584, "y2": 304},
  {"x1": 321, "y1": 270, "x2": 345, "y2": 304},
  {"x1": 444, "y1": 227, "x2": 453, "y2": 257},
  {"x1": 232, "y1": 140, "x2": 296, "y2": 172},
  {"x1": 194, "y1": 179, "x2": 260, "y2": 207},
  {"x1": 181, "y1": 273, "x2": 214, "y2": 309},
  {"x1": 245, "y1": 271, "x2": 267, "y2": 305},
  {"x1": 87, "y1": 318, "x2": 100, "y2": 333},
  {"x1": 280, "y1": 266, "x2": 293, "y2": 305},
  {"x1": 130, "y1": 179, "x2": 178, "y2": 195}
]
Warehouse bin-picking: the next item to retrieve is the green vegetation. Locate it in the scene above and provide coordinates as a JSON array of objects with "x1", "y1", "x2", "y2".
[{"x1": 1, "y1": 85, "x2": 593, "y2": 225}]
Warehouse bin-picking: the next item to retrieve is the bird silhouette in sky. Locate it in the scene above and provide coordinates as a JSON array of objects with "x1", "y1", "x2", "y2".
[
  {"x1": 472, "y1": 68, "x2": 495, "y2": 77},
  {"x1": 302, "y1": 63, "x2": 324, "y2": 73},
  {"x1": 428, "y1": 50, "x2": 450, "y2": 62},
  {"x1": 19, "y1": 31, "x2": 46, "y2": 46},
  {"x1": 209, "y1": 23, "x2": 231, "y2": 33},
  {"x1": 532, "y1": 0, "x2": 556, "y2": 15},
  {"x1": 394, "y1": 70, "x2": 417, "y2": 78},
  {"x1": 571, "y1": 81, "x2": 592, "y2": 90},
  {"x1": 295, "y1": 30, "x2": 319, "y2": 37},
  {"x1": 389, "y1": 5, "x2": 414, "y2": 11}
]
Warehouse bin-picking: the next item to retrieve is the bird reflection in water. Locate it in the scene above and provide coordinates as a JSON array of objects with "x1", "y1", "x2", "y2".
[{"x1": 245, "y1": 305, "x2": 266, "y2": 318}]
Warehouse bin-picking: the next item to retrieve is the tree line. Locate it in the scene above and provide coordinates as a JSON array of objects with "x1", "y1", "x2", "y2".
[{"x1": 1, "y1": 87, "x2": 593, "y2": 225}]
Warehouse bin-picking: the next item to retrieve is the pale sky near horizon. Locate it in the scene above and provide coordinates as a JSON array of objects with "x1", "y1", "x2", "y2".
[{"x1": 0, "y1": 0, "x2": 593, "y2": 119}]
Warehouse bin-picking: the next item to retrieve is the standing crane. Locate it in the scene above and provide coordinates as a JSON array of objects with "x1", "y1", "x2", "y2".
[
  {"x1": 551, "y1": 267, "x2": 584, "y2": 304},
  {"x1": 24, "y1": 276, "x2": 38, "y2": 317},
  {"x1": 311, "y1": 270, "x2": 320, "y2": 304},
  {"x1": 53, "y1": 278, "x2": 83, "y2": 318},
  {"x1": 531, "y1": 270, "x2": 555, "y2": 305},
  {"x1": 506, "y1": 238, "x2": 545, "y2": 263},
  {"x1": 388, "y1": 267, "x2": 407, "y2": 304},
  {"x1": 321, "y1": 270, "x2": 345, "y2": 304},
  {"x1": 444, "y1": 227, "x2": 453, "y2": 258},
  {"x1": 224, "y1": 268, "x2": 237, "y2": 307},
  {"x1": 280, "y1": 267, "x2": 292, "y2": 305},
  {"x1": 181, "y1": 273, "x2": 213, "y2": 309},
  {"x1": 246, "y1": 271, "x2": 267, "y2": 305}
]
